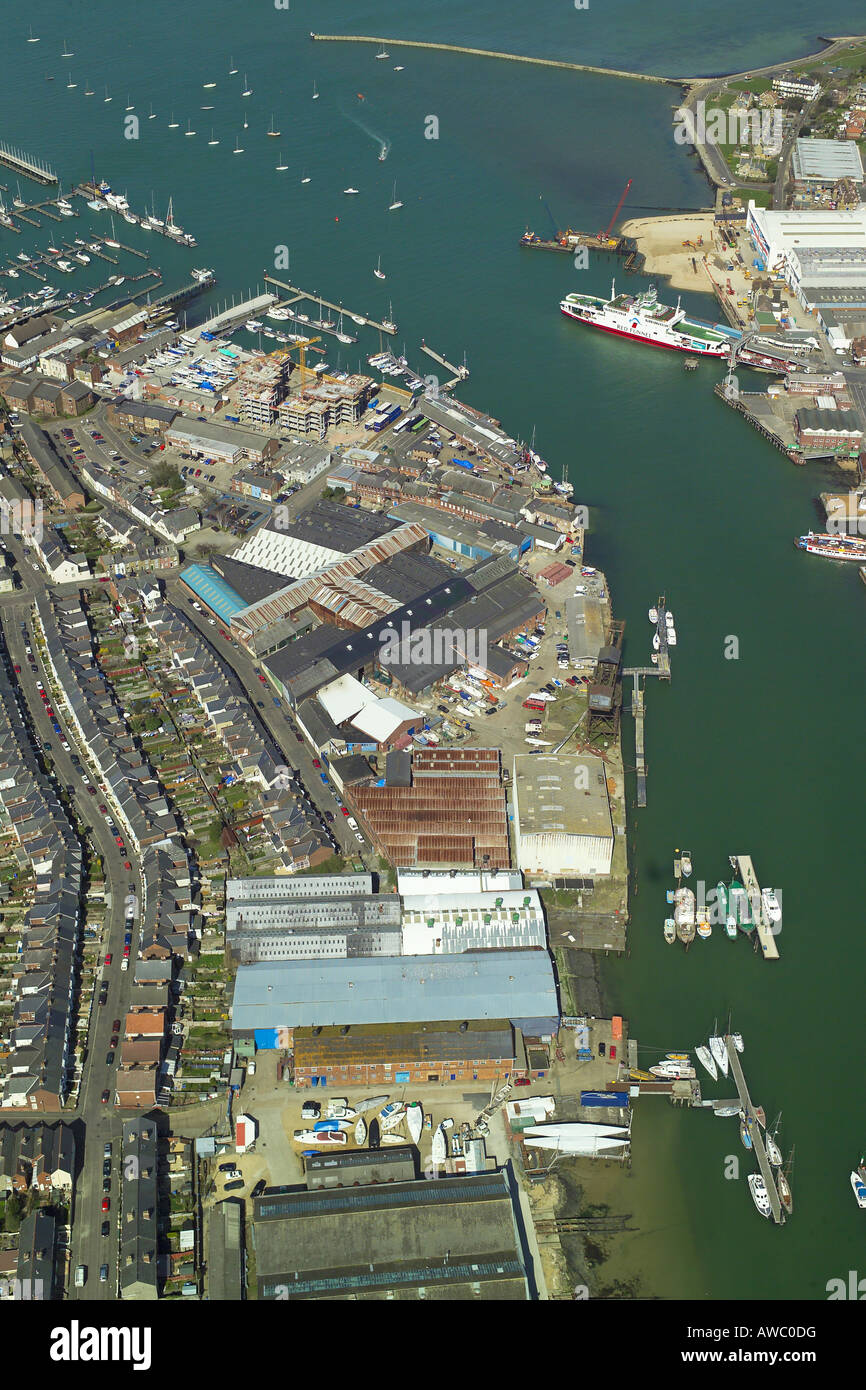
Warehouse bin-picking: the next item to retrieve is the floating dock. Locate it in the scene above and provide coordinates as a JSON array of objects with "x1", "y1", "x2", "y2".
[
  {"x1": 419, "y1": 339, "x2": 468, "y2": 384},
  {"x1": 733, "y1": 854, "x2": 780, "y2": 960},
  {"x1": 726, "y1": 1036, "x2": 785, "y2": 1224}
]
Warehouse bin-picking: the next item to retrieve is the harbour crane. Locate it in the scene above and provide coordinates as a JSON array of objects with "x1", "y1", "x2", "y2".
[{"x1": 597, "y1": 177, "x2": 633, "y2": 244}]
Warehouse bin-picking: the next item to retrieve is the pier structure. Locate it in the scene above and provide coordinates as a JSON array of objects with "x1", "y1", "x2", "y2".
[
  {"x1": 0, "y1": 142, "x2": 57, "y2": 185},
  {"x1": 419, "y1": 339, "x2": 468, "y2": 386},
  {"x1": 263, "y1": 273, "x2": 397, "y2": 335},
  {"x1": 726, "y1": 1036, "x2": 785, "y2": 1224},
  {"x1": 733, "y1": 855, "x2": 780, "y2": 960},
  {"x1": 623, "y1": 595, "x2": 672, "y2": 807}
]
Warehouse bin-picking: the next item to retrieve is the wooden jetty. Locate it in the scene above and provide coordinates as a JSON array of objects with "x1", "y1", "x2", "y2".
[
  {"x1": 726, "y1": 1035, "x2": 785, "y2": 1224},
  {"x1": 733, "y1": 854, "x2": 780, "y2": 961},
  {"x1": 263, "y1": 272, "x2": 396, "y2": 335},
  {"x1": 632, "y1": 674, "x2": 646, "y2": 807}
]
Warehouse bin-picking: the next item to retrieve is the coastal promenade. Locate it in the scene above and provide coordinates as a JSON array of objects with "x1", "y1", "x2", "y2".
[{"x1": 311, "y1": 32, "x2": 866, "y2": 91}]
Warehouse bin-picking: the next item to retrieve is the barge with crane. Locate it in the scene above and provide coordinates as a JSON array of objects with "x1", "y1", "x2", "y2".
[{"x1": 519, "y1": 179, "x2": 645, "y2": 270}]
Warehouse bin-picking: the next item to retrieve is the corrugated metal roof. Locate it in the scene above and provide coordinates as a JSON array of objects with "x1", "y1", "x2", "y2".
[{"x1": 232, "y1": 950, "x2": 558, "y2": 1030}]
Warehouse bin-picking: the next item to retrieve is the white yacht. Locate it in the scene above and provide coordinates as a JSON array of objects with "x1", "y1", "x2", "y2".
[
  {"x1": 748, "y1": 1174, "x2": 772, "y2": 1218},
  {"x1": 709, "y1": 1036, "x2": 729, "y2": 1076},
  {"x1": 761, "y1": 887, "x2": 782, "y2": 923}
]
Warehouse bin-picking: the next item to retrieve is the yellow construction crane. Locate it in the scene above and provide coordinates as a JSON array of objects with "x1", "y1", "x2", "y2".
[{"x1": 269, "y1": 335, "x2": 323, "y2": 380}]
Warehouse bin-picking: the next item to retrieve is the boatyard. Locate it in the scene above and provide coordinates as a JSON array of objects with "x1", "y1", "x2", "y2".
[{"x1": 1, "y1": 3, "x2": 865, "y2": 1318}]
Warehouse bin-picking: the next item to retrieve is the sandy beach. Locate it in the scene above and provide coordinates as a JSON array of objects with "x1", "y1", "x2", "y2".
[{"x1": 620, "y1": 212, "x2": 718, "y2": 290}]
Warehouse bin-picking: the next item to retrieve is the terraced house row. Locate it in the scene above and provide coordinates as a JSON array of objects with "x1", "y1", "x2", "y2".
[
  {"x1": 34, "y1": 592, "x2": 183, "y2": 853},
  {"x1": 143, "y1": 602, "x2": 335, "y2": 872},
  {"x1": 0, "y1": 642, "x2": 84, "y2": 1112}
]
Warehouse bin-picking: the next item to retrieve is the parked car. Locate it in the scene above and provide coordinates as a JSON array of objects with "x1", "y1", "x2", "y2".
[
  {"x1": 223, "y1": 1179, "x2": 244, "y2": 1192},
  {"x1": 102, "y1": 1197, "x2": 110, "y2": 1212},
  {"x1": 112, "y1": 1020, "x2": 121, "y2": 1033},
  {"x1": 218, "y1": 1161, "x2": 237, "y2": 1172},
  {"x1": 99, "y1": 1264, "x2": 109, "y2": 1282},
  {"x1": 104, "y1": 952, "x2": 112, "y2": 966},
  {"x1": 103, "y1": 1158, "x2": 112, "y2": 1177},
  {"x1": 105, "y1": 1051, "x2": 114, "y2": 1066},
  {"x1": 101, "y1": 1222, "x2": 110, "y2": 1239},
  {"x1": 101, "y1": 1090, "x2": 110, "y2": 1104}
]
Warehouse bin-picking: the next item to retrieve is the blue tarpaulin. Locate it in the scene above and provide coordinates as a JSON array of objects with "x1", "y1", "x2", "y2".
[
  {"x1": 254, "y1": 1028, "x2": 280, "y2": 1050},
  {"x1": 580, "y1": 1091, "x2": 629, "y2": 1107}
]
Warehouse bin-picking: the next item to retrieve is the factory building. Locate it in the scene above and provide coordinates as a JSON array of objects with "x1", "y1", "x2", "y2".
[
  {"x1": 512, "y1": 754, "x2": 615, "y2": 878},
  {"x1": 231, "y1": 949, "x2": 560, "y2": 1046}
]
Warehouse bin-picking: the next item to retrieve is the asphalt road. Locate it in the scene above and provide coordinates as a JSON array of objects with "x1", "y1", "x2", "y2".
[{"x1": 0, "y1": 598, "x2": 142, "y2": 1300}]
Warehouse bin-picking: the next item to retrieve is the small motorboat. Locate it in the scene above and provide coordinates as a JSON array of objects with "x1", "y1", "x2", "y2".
[
  {"x1": 696, "y1": 910, "x2": 711, "y2": 939},
  {"x1": 381, "y1": 1110, "x2": 406, "y2": 1133},
  {"x1": 730, "y1": 1033, "x2": 744, "y2": 1053},
  {"x1": 740, "y1": 1117, "x2": 753, "y2": 1149},
  {"x1": 652, "y1": 632, "x2": 661, "y2": 651},
  {"x1": 679, "y1": 850, "x2": 692, "y2": 877},
  {"x1": 667, "y1": 627, "x2": 678, "y2": 646},
  {"x1": 294, "y1": 1129, "x2": 347, "y2": 1145},
  {"x1": 749, "y1": 1173, "x2": 772, "y2": 1218},
  {"x1": 850, "y1": 1170, "x2": 866, "y2": 1209},
  {"x1": 326, "y1": 1104, "x2": 356, "y2": 1121},
  {"x1": 648, "y1": 606, "x2": 658, "y2": 623},
  {"x1": 695, "y1": 1045, "x2": 717, "y2": 1081},
  {"x1": 761, "y1": 887, "x2": 782, "y2": 923},
  {"x1": 709, "y1": 1036, "x2": 728, "y2": 1076},
  {"x1": 713, "y1": 1105, "x2": 739, "y2": 1118},
  {"x1": 649, "y1": 1062, "x2": 696, "y2": 1079},
  {"x1": 354, "y1": 1116, "x2": 367, "y2": 1146},
  {"x1": 313, "y1": 1119, "x2": 352, "y2": 1132},
  {"x1": 663, "y1": 917, "x2": 676, "y2": 944},
  {"x1": 379, "y1": 1102, "x2": 404, "y2": 1122},
  {"x1": 343, "y1": 187, "x2": 360, "y2": 195},
  {"x1": 406, "y1": 1103, "x2": 423, "y2": 1144},
  {"x1": 666, "y1": 1053, "x2": 690, "y2": 1062}
]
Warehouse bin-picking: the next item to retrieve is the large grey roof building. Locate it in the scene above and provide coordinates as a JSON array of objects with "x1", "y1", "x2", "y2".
[{"x1": 231, "y1": 949, "x2": 559, "y2": 1038}]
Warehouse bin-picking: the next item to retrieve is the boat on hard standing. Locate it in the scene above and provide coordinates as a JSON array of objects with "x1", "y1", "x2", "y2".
[
  {"x1": 561, "y1": 281, "x2": 731, "y2": 356},
  {"x1": 381, "y1": 1133, "x2": 408, "y2": 1146},
  {"x1": 406, "y1": 1103, "x2": 423, "y2": 1144},
  {"x1": 379, "y1": 1102, "x2": 403, "y2": 1122},
  {"x1": 695, "y1": 1045, "x2": 717, "y2": 1081},
  {"x1": 431, "y1": 1124, "x2": 448, "y2": 1163},
  {"x1": 354, "y1": 1116, "x2": 367, "y2": 1146},
  {"x1": 294, "y1": 1128, "x2": 347, "y2": 1145},
  {"x1": 709, "y1": 1035, "x2": 729, "y2": 1077},
  {"x1": 749, "y1": 1173, "x2": 772, "y2": 1218}
]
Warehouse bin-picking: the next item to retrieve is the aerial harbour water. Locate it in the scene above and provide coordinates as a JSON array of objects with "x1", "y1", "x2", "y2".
[{"x1": 3, "y1": 0, "x2": 866, "y2": 1308}]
